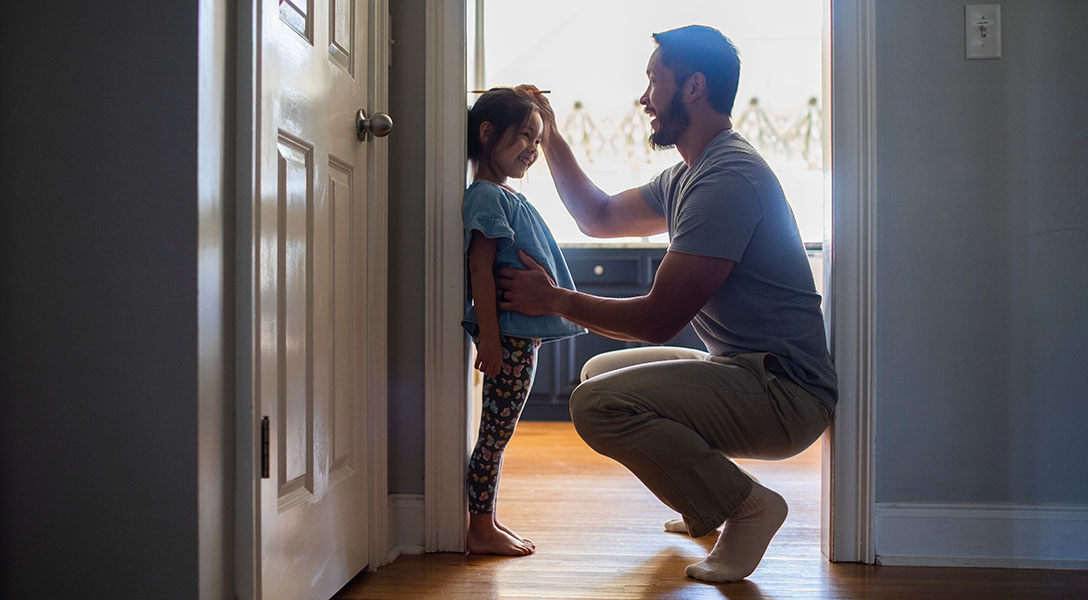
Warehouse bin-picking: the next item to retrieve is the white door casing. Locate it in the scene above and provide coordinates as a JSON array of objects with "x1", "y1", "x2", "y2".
[
  {"x1": 423, "y1": 0, "x2": 469, "y2": 554},
  {"x1": 250, "y1": 0, "x2": 387, "y2": 597},
  {"x1": 822, "y1": 0, "x2": 877, "y2": 564}
]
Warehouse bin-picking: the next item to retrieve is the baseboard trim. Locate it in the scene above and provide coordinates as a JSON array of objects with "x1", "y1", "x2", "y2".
[
  {"x1": 522, "y1": 404, "x2": 572, "y2": 422},
  {"x1": 390, "y1": 494, "x2": 426, "y2": 556},
  {"x1": 875, "y1": 502, "x2": 1088, "y2": 569}
]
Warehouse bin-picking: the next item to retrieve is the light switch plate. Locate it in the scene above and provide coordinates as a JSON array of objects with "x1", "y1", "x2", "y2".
[{"x1": 966, "y1": 4, "x2": 1002, "y2": 60}]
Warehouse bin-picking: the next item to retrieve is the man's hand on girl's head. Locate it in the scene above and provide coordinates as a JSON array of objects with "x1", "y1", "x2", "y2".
[{"x1": 515, "y1": 84, "x2": 559, "y2": 143}]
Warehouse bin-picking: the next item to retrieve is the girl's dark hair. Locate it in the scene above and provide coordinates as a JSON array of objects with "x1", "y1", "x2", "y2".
[
  {"x1": 467, "y1": 87, "x2": 538, "y2": 172},
  {"x1": 652, "y1": 25, "x2": 741, "y2": 116}
]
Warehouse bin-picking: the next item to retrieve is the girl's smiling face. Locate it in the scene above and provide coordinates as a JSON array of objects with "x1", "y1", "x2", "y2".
[{"x1": 478, "y1": 110, "x2": 543, "y2": 184}]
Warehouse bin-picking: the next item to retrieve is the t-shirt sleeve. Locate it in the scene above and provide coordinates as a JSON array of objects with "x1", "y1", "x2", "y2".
[
  {"x1": 638, "y1": 164, "x2": 682, "y2": 217},
  {"x1": 462, "y1": 185, "x2": 516, "y2": 254},
  {"x1": 669, "y1": 168, "x2": 762, "y2": 262}
]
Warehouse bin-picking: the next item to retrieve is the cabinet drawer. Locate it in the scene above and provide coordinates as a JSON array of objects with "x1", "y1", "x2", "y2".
[{"x1": 566, "y1": 256, "x2": 641, "y2": 285}]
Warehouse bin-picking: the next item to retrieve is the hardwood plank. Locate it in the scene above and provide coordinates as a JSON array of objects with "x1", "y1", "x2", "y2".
[{"x1": 336, "y1": 422, "x2": 1088, "y2": 599}]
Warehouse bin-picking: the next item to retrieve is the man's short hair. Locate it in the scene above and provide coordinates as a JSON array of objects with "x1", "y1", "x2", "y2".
[{"x1": 652, "y1": 25, "x2": 741, "y2": 116}]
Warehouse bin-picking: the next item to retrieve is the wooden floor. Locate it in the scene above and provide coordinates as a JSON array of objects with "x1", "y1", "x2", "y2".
[{"x1": 336, "y1": 422, "x2": 1088, "y2": 599}]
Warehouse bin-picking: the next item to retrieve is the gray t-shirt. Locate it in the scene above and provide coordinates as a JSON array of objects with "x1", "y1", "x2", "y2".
[{"x1": 639, "y1": 129, "x2": 838, "y2": 409}]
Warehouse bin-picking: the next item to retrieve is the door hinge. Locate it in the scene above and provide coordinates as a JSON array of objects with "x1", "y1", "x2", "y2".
[{"x1": 260, "y1": 416, "x2": 270, "y2": 479}]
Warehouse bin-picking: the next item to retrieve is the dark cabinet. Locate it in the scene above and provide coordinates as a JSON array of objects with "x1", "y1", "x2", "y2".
[{"x1": 524, "y1": 246, "x2": 704, "y2": 420}]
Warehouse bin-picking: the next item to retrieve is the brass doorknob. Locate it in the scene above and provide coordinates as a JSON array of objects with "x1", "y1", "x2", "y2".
[{"x1": 356, "y1": 109, "x2": 393, "y2": 142}]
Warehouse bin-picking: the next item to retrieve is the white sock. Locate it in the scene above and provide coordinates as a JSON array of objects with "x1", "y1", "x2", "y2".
[
  {"x1": 663, "y1": 517, "x2": 721, "y2": 534},
  {"x1": 663, "y1": 517, "x2": 690, "y2": 533},
  {"x1": 663, "y1": 463, "x2": 759, "y2": 534},
  {"x1": 684, "y1": 481, "x2": 788, "y2": 583}
]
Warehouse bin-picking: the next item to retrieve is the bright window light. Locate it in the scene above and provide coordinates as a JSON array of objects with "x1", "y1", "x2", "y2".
[{"x1": 470, "y1": 0, "x2": 825, "y2": 246}]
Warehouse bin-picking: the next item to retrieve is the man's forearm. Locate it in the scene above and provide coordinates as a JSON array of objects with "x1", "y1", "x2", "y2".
[
  {"x1": 551, "y1": 287, "x2": 675, "y2": 344},
  {"x1": 540, "y1": 136, "x2": 613, "y2": 237}
]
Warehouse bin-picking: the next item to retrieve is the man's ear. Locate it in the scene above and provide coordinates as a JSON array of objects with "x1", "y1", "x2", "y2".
[
  {"x1": 478, "y1": 121, "x2": 494, "y2": 145},
  {"x1": 685, "y1": 72, "x2": 708, "y2": 103}
]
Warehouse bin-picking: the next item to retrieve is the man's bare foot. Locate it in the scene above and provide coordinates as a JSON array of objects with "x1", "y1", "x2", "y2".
[
  {"x1": 467, "y1": 521, "x2": 534, "y2": 556},
  {"x1": 495, "y1": 518, "x2": 534, "y2": 549}
]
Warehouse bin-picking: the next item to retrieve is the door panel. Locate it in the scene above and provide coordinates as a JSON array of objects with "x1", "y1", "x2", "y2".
[
  {"x1": 329, "y1": 158, "x2": 355, "y2": 477},
  {"x1": 276, "y1": 134, "x2": 315, "y2": 504}
]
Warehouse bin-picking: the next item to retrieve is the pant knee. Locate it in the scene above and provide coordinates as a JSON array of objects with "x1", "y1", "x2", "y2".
[
  {"x1": 569, "y1": 380, "x2": 614, "y2": 444},
  {"x1": 579, "y1": 354, "x2": 609, "y2": 382}
]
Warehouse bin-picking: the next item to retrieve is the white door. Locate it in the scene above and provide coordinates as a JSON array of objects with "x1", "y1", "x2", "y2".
[{"x1": 257, "y1": 1, "x2": 381, "y2": 598}]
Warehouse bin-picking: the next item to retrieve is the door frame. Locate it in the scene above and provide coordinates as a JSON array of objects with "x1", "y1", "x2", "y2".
[
  {"x1": 823, "y1": 0, "x2": 878, "y2": 564},
  {"x1": 234, "y1": 1, "x2": 394, "y2": 596},
  {"x1": 422, "y1": 0, "x2": 470, "y2": 553},
  {"x1": 423, "y1": 0, "x2": 877, "y2": 563}
]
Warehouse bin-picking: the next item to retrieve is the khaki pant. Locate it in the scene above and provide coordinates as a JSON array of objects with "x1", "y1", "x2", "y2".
[{"x1": 570, "y1": 347, "x2": 832, "y2": 538}]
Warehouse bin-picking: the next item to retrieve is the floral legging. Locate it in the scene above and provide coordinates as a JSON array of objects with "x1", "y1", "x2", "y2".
[{"x1": 467, "y1": 335, "x2": 541, "y2": 514}]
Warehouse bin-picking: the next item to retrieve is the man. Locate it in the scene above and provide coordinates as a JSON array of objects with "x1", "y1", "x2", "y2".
[{"x1": 500, "y1": 25, "x2": 837, "y2": 582}]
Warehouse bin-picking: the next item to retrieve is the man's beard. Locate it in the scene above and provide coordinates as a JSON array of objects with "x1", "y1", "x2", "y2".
[{"x1": 648, "y1": 87, "x2": 690, "y2": 150}]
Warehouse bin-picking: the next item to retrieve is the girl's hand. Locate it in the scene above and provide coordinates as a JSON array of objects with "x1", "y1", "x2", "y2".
[{"x1": 474, "y1": 336, "x2": 503, "y2": 379}]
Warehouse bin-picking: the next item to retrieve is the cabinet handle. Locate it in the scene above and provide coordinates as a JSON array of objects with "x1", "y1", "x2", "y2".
[{"x1": 593, "y1": 265, "x2": 605, "y2": 276}]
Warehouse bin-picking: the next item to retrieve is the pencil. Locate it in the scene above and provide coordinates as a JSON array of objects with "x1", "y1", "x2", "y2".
[{"x1": 470, "y1": 89, "x2": 550, "y2": 94}]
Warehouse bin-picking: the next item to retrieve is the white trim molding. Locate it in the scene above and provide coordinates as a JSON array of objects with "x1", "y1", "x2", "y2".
[
  {"x1": 391, "y1": 494, "x2": 427, "y2": 558},
  {"x1": 234, "y1": 0, "x2": 262, "y2": 596},
  {"x1": 824, "y1": 0, "x2": 878, "y2": 564},
  {"x1": 875, "y1": 503, "x2": 1088, "y2": 569},
  {"x1": 366, "y1": 0, "x2": 393, "y2": 572},
  {"x1": 423, "y1": 0, "x2": 470, "y2": 553}
]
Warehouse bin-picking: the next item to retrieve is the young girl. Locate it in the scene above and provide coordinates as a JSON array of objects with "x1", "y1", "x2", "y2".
[{"x1": 461, "y1": 87, "x2": 585, "y2": 556}]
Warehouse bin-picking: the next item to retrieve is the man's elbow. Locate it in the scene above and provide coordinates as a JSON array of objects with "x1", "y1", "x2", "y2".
[
  {"x1": 576, "y1": 220, "x2": 609, "y2": 238},
  {"x1": 573, "y1": 202, "x2": 616, "y2": 238},
  {"x1": 641, "y1": 321, "x2": 685, "y2": 346}
]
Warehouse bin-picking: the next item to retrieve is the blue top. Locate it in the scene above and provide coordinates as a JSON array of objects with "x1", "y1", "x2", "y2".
[
  {"x1": 639, "y1": 129, "x2": 838, "y2": 409},
  {"x1": 461, "y1": 181, "x2": 586, "y2": 342}
]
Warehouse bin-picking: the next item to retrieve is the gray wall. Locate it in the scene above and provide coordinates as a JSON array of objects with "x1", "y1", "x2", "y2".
[
  {"x1": 874, "y1": 0, "x2": 1088, "y2": 504},
  {"x1": 387, "y1": 0, "x2": 429, "y2": 495},
  {"x1": 0, "y1": 2, "x2": 233, "y2": 597}
]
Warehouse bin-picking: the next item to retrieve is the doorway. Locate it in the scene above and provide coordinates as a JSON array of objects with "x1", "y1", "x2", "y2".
[
  {"x1": 466, "y1": 0, "x2": 828, "y2": 555},
  {"x1": 424, "y1": 0, "x2": 878, "y2": 565}
]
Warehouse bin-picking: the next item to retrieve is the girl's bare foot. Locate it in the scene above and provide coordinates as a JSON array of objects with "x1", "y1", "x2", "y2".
[
  {"x1": 495, "y1": 518, "x2": 534, "y2": 549},
  {"x1": 467, "y1": 519, "x2": 534, "y2": 556}
]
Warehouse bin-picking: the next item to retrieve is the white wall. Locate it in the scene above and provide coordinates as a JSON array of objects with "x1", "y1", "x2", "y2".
[
  {"x1": 872, "y1": 0, "x2": 1087, "y2": 565},
  {"x1": 0, "y1": 2, "x2": 234, "y2": 596}
]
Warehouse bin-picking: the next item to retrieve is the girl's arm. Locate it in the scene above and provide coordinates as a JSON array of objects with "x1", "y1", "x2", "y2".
[{"x1": 467, "y1": 230, "x2": 504, "y2": 378}]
